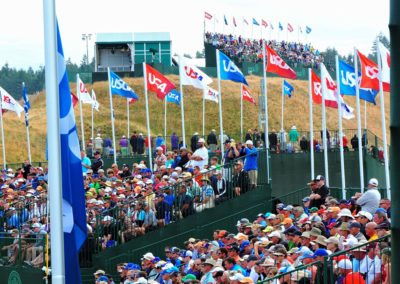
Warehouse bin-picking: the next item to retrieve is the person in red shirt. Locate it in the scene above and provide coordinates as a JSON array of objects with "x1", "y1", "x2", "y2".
[{"x1": 342, "y1": 134, "x2": 349, "y2": 151}]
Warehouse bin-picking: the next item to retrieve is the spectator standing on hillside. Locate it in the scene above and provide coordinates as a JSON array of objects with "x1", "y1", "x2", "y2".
[
  {"x1": 309, "y1": 175, "x2": 329, "y2": 209},
  {"x1": 289, "y1": 126, "x2": 299, "y2": 151},
  {"x1": 207, "y1": 129, "x2": 218, "y2": 152},
  {"x1": 244, "y1": 140, "x2": 258, "y2": 190},
  {"x1": 23, "y1": 160, "x2": 32, "y2": 179},
  {"x1": 320, "y1": 129, "x2": 331, "y2": 150},
  {"x1": 94, "y1": 134, "x2": 103, "y2": 155},
  {"x1": 191, "y1": 132, "x2": 199, "y2": 152},
  {"x1": 233, "y1": 160, "x2": 249, "y2": 196},
  {"x1": 245, "y1": 129, "x2": 253, "y2": 142},
  {"x1": 91, "y1": 151, "x2": 104, "y2": 174},
  {"x1": 130, "y1": 131, "x2": 138, "y2": 154},
  {"x1": 268, "y1": 129, "x2": 278, "y2": 152},
  {"x1": 351, "y1": 134, "x2": 358, "y2": 150},
  {"x1": 156, "y1": 134, "x2": 164, "y2": 149},
  {"x1": 341, "y1": 134, "x2": 349, "y2": 151},
  {"x1": 137, "y1": 133, "x2": 145, "y2": 155},
  {"x1": 170, "y1": 132, "x2": 179, "y2": 151},
  {"x1": 103, "y1": 137, "x2": 112, "y2": 156},
  {"x1": 300, "y1": 136, "x2": 309, "y2": 152},
  {"x1": 119, "y1": 135, "x2": 128, "y2": 156}
]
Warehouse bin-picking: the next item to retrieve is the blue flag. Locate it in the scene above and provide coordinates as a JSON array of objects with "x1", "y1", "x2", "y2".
[
  {"x1": 252, "y1": 18, "x2": 260, "y2": 26},
  {"x1": 22, "y1": 83, "x2": 30, "y2": 126},
  {"x1": 338, "y1": 60, "x2": 378, "y2": 104},
  {"x1": 57, "y1": 22, "x2": 87, "y2": 284},
  {"x1": 224, "y1": 15, "x2": 228, "y2": 25},
  {"x1": 306, "y1": 26, "x2": 312, "y2": 34},
  {"x1": 218, "y1": 51, "x2": 248, "y2": 85},
  {"x1": 279, "y1": 22, "x2": 283, "y2": 31},
  {"x1": 283, "y1": 80, "x2": 294, "y2": 98},
  {"x1": 109, "y1": 71, "x2": 139, "y2": 99},
  {"x1": 166, "y1": 89, "x2": 181, "y2": 106}
]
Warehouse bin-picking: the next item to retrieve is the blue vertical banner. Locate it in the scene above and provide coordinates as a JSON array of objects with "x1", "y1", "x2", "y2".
[
  {"x1": 22, "y1": 83, "x2": 30, "y2": 126},
  {"x1": 109, "y1": 71, "x2": 139, "y2": 99},
  {"x1": 218, "y1": 50, "x2": 248, "y2": 85},
  {"x1": 283, "y1": 80, "x2": 294, "y2": 98},
  {"x1": 57, "y1": 22, "x2": 87, "y2": 284}
]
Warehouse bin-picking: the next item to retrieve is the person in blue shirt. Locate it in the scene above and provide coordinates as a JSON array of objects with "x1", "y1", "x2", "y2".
[
  {"x1": 81, "y1": 150, "x2": 91, "y2": 176},
  {"x1": 244, "y1": 140, "x2": 258, "y2": 190}
]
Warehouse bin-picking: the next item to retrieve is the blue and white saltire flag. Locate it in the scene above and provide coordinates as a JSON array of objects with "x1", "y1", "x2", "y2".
[
  {"x1": 338, "y1": 60, "x2": 378, "y2": 105},
  {"x1": 306, "y1": 26, "x2": 312, "y2": 34},
  {"x1": 252, "y1": 18, "x2": 260, "y2": 26},
  {"x1": 218, "y1": 50, "x2": 248, "y2": 85},
  {"x1": 166, "y1": 89, "x2": 181, "y2": 106},
  {"x1": 56, "y1": 22, "x2": 87, "y2": 284},
  {"x1": 22, "y1": 83, "x2": 30, "y2": 126},
  {"x1": 109, "y1": 71, "x2": 139, "y2": 99},
  {"x1": 283, "y1": 80, "x2": 294, "y2": 98}
]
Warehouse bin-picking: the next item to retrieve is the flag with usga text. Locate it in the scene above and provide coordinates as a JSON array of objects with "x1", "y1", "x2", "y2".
[
  {"x1": 377, "y1": 42, "x2": 390, "y2": 91},
  {"x1": 91, "y1": 89, "x2": 100, "y2": 111},
  {"x1": 0, "y1": 86, "x2": 24, "y2": 117},
  {"x1": 242, "y1": 85, "x2": 256, "y2": 105},
  {"x1": 204, "y1": 86, "x2": 219, "y2": 103},
  {"x1": 77, "y1": 76, "x2": 95, "y2": 104},
  {"x1": 166, "y1": 89, "x2": 181, "y2": 106},
  {"x1": 338, "y1": 60, "x2": 378, "y2": 104},
  {"x1": 56, "y1": 21, "x2": 87, "y2": 284},
  {"x1": 252, "y1": 18, "x2": 260, "y2": 26},
  {"x1": 180, "y1": 57, "x2": 213, "y2": 89},
  {"x1": 218, "y1": 50, "x2": 248, "y2": 85},
  {"x1": 283, "y1": 80, "x2": 294, "y2": 97},
  {"x1": 109, "y1": 71, "x2": 139, "y2": 99},
  {"x1": 266, "y1": 45, "x2": 297, "y2": 79},
  {"x1": 204, "y1": 11, "x2": 213, "y2": 20},
  {"x1": 145, "y1": 64, "x2": 176, "y2": 100},
  {"x1": 262, "y1": 19, "x2": 268, "y2": 28}
]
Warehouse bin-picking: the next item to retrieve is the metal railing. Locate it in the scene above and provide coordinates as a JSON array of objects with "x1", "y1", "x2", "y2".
[{"x1": 257, "y1": 261, "x2": 323, "y2": 283}]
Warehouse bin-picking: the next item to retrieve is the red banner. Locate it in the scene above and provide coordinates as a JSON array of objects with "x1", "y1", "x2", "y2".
[
  {"x1": 242, "y1": 85, "x2": 256, "y2": 105},
  {"x1": 145, "y1": 64, "x2": 175, "y2": 100},
  {"x1": 266, "y1": 45, "x2": 297, "y2": 79}
]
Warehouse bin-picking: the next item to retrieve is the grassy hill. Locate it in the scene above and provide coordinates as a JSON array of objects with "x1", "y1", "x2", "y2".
[{"x1": 2, "y1": 75, "x2": 390, "y2": 163}]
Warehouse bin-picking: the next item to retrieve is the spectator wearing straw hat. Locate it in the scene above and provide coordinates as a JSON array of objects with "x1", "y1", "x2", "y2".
[{"x1": 195, "y1": 177, "x2": 215, "y2": 213}]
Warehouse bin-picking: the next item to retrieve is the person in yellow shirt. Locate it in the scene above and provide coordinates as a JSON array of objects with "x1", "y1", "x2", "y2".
[{"x1": 365, "y1": 221, "x2": 378, "y2": 241}]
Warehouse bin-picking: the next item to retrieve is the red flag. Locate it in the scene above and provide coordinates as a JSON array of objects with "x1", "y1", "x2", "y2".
[
  {"x1": 204, "y1": 11, "x2": 213, "y2": 20},
  {"x1": 287, "y1": 23, "x2": 294, "y2": 32},
  {"x1": 311, "y1": 70, "x2": 322, "y2": 104},
  {"x1": 233, "y1": 17, "x2": 237, "y2": 27},
  {"x1": 71, "y1": 92, "x2": 78, "y2": 107},
  {"x1": 242, "y1": 85, "x2": 256, "y2": 105},
  {"x1": 128, "y1": 98, "x2": 137, "y2": 104},
  {"x1": 266, "y1": 45, "x2": 297, "y2": 79},
  {"x1": 358, "y1": 50, "x2": 388, "y2": 92},
  {"x1": 262, "y1": 19, "x2": 268, "y2": 28},
  {"x1": 145, "y1": 64, "x2": 176, "y2": 100}
]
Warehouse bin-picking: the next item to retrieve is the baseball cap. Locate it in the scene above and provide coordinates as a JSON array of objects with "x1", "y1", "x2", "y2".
[
  {"x1": 142, "y1": 252, "x2": 155, "y2": 261},
  {"x1": 268, "y1": 231, "x2": 281, "y2": 238},
  {"x1": 313, "y1": 175, "x2": 325, "y2": 182},
  {"x1": 368, "y1": 178, "x2": 379, "y2": 186},
  {"x1": 229, "y1": 272, "x2": 245, "y2": 281},
  {"x1": 245, "y1": 140, "x2": 253, "y2": 145},
  {"x1": 266, "y1": 214, "x2": 277, "y2": 220},
  {"x1": 182, "y1": 274, "x2": 197, "y2": 282},
  {"x1": 312, "y1": 249, "x2": 328, "y2": 258},
  {"x1": 338, "y1": 259, "x2": 353, "y2": 270},
  {"x1": 93, "y1": 270, "x2": 105, "y2": 275},
  {"x1": 282, "y1": 218, "x2": 293, "y2": 225},
  {"x1": 198, "y1": 138, "x2": 205, "y2": 143},
  {"x1": 302, "y1": 197, "x2": 311, "y2": 202},
  {"x1": 348, "y1": 222, "x2": 361, "y2": 229},
  {"x1": 124, "y1": 263, "x2": 141, "y2": 270},
  {"x1": 240, "y1": 241, "x2": 251, "y2": 251},
  {"x1": 375, "y1": 208, "x2": 387, "y2": 214},
  {"x1": 299, "y1": 251, "x2": 314, "y2": 260},
  {"x1": 276, "y1": 203, "x2": 285, "y2": 210},
  {"x1": 96, "y1": 276, "x2": 109, "y2": 282},
  {"x1": 355, "y1": 211, "x2": 373, "y2": 221}
]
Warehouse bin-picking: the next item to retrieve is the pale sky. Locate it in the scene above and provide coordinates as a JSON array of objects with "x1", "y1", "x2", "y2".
[{"x1": 0, "y1": 0, "x2": 390, "y2": 69}]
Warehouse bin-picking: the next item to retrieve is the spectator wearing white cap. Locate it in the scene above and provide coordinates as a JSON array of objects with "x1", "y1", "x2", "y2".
[
  {"x1": 243, "y1": 140, "x2": 258, "y2": 190},
  {"x1": 191, "y1": 138, "x2": 208, "y2": 170},
  {"x1": 355, "y1": 178, "x2": 381, "y2": 215}
]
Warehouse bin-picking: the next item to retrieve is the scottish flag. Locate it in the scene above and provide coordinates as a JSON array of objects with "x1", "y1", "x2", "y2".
[
  {"x1": 22, "y1": 83, "x2": 30, "y2": 126},
  {"x1": 57, "y1": 22, "x2": 87, "y2": 284},
  {"x1": 109, "y1": 71, "x2": 139, "y2": 99},
  {"x1": 166, "y1": 89, "x2": 181, "y2": 106},
  {"x1": 218, "y1": 50, "x2": 248, "y2": 85},
  {"x1": 338, "y1": 60, "x2": 378, "y2": 104},
  {"x1": 283, "y1": 80, "x2": 294, "y2": 98},
  {"x1": 306, "y1": 26, "x2": 312, "y2": 34}
]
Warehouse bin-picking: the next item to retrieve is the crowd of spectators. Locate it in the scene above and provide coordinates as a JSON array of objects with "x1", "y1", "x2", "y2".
[
  {"x1": 93, "y1": 176, "x2": 391, "y2": 284},
  {"x1": 205, "y1": 32, "x2": 323, "y2": 69}
]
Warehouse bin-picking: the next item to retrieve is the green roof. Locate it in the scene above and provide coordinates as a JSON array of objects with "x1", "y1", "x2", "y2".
[{"x1": 96, "y1": 32, "x2": 170, "y2": 44}]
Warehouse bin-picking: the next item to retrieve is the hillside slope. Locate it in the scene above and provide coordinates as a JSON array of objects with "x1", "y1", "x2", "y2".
[{"x1": 2, "y1": 75, "x2": 390, "y2": 163}]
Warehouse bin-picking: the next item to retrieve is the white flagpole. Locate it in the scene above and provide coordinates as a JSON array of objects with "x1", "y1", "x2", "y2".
[
  {"x1": 353, "y1": 49, "x2": 365, "y2": 192},
  {"x1": 240, "y1": 84, "x2": 243, "y2": 142},
  {"x1": 91, "y1": 93, "x2": 94, "y2": 142},
  {"x1": 43, "y1": 0, "x2": 65, "y2": 282},
  {"x1": 320, "y1": 63, "x2": 330, "y2": 186},
  {"x1": 143, "y1": 63, "x2": 153, "y2": 167},
  {"x1": 364, "y1": 101, "x2": 367, "y2": 130},
  {"x1": 335, "y1": 55, "x2": 346, "y2": 198},
  {"x1": 308, "y1": 68, "x2": 314, "y2": 180},
  {"x1": 281, "y1": 80, "x2": 284, "y2": 131},
  {"x1": 0, "y1": 97, "x2": 6, "y2": 169},
  {"x1": 178, "y1": 55, "x2": 186, "y2": 146},
  {"x1": 202, "y1": 89, "x2": 206, "y2": 138},
  {"x1": 262, "y1": 41, "x2": 270, "y2": 184},
  {"x1": 77, "y1": 74, "x2": 85, "y2": 151},
  {"x1": 377, "y1": 48, "x2": 391, "y2": 198},
  {"x1": 164, "y1": 98, "x2": 167, "y2": 145},
  {"x1": 107, "y1": 68, "x2": 117, "y2": 165},
  {"x1": 127, "y1": 98, "x2": 130, "y2": 140},
  {"x1": 216, "y1": 50, "x2": 225, "y2": 152},
  {"x1": 23, "y1": 82, "x2": 32, "y2": 164}
]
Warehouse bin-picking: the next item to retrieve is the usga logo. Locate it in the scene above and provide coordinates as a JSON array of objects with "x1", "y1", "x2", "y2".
[
  {"x1": 111, "y1": 78, "x2": 132, "y2": 92},
  {"x1": 269, "y1": 54, "x2": 290, "y2": 70},
  {"x1": 148, "y1": 73, "x2": 169, "y2": 93},
  {"x1": 222, "y1": 60, "x2": 241, "y2": 74}
]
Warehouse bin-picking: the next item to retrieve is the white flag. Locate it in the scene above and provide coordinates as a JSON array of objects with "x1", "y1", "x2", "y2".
[
  {"x1": 0, "y1": 86, "x2": 24, "y2": 117},
  {"x1": 180, "y1": 56, "x2": 212, "y2": 89},
  {"x1": 91, "y1": 89, "x2": 100, "y2": 111},
  {"x1": 321, "y1": 64, "x2": 354, "y2": 120},
  {"x1": 377, "y1": 42, "x2": 390, "y2": 88},
  {"x1": 204, "y1": 86, "x2": 219, "y2": 104},
  {"x1": 78, "y1": 77, "x2": 95, "y2": 104}
]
